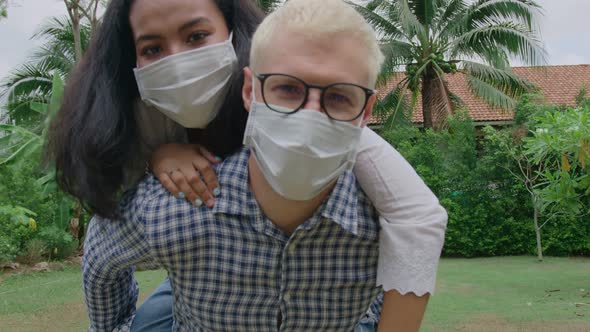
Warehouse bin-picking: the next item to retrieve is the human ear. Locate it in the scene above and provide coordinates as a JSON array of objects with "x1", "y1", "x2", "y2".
[
  {"x1": 242, "y1": 67, "x2": 253, "y2": 113},
  {"x1": 361, "y1": 93, "x2": 377, "y2": 127}
]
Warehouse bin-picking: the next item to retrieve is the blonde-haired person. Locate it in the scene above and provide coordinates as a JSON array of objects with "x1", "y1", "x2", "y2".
[
  {"x1": 81, "y1": 0, "x2": 447, "y2": 331},
  {"x1": 250, "y1": 0, "x2": 384, "y2": 86},
  {"x1": 248, "y1": 1, "x2": 442, "y2": 330}
]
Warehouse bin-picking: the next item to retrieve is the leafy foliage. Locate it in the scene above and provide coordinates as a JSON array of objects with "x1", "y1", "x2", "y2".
[
  {"x1": 381, "y1": 105, "x2": 589, "y2": 257},
  {"x1": 0, "y1": 71, "x2": 78, "y2": 263},
  {"x1": 0, "y1": 161, "x2": 76, "y2": 263},
  {"x1": 525, "y1": 104, "x2": 590, "y2": 217},
  {"x1": 1, "y1": 72, "x2": 63, "y2": 170},
  {"x1": 0, "y1": 205, "x2": 37, "y2": 264}
]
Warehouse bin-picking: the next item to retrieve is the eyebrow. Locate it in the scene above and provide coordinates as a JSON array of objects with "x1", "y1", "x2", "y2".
[
  {"x1": 179, "y1": 17, "x2": 211, "y2": 33},
  {"x1": 135, "y1": 17, "x2": 212, "y2": 44}
]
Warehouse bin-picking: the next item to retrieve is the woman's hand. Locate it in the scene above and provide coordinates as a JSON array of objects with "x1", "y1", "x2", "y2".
[{"x1": 150, "y1": 144, "x2": 221, "y2": 207}]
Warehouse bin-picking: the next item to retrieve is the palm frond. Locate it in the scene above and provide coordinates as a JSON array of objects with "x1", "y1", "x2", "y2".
[
  {"x1": 462, "y1": 60, "x2": 536, "y2": 98},
  {"x1": 350, "y1": 1, "x2": 406, "y2": 39},
  {"x1": 377, "y1": 40, "x2": 415, "y2": 85},
  {"x1": 33, "y1": 16, "x2": 91, "y2": 58},
  {"x1": 435, "y1": 0, "x2": 469, "y2": 39},
  {"x1": 466, "y1": 74, "x2": 517, "y2": 110},
  {"x1": 366, "y1": 0, "x2": 386, "y2": 11},
  {"x1": 0, "y1": 62, "x2": 53, "y2": 126},
  {"x1": 1, "y1": 66, "x2": 53, "y2": 97},
  {"x1": 0, "y1": 124, "x2": 43, "y2": 165},
  {"x1": 375, "y1": 84, "x2": 414, "y2": 130},
  {"x1": 31, "y1": 44, "x2": 76, "y2": 76},
  {"x1": 408, "y1": 0, "x2": 438, "y2": 25},
  {"x1": 398, "y1": 0, "x2": 429, "y2": 43},
  {"x1": 5, "y1": 93, "x2": 49, "y2": 127},
  {"x1": 449, "y1": 90, "x2": 465, "y2": 109},
  {"x1": 32, "y1": 16, "x2": 71, "y2": 39},
  {"x1": 452, "y1": 21, "x2": 546, "y2": 65},
  {"x1": 439, "y1": 0, "x2": 468, "y2": 24},
  {"x1": 467, "y1": 0, "x2": 542, "y2": 30}
]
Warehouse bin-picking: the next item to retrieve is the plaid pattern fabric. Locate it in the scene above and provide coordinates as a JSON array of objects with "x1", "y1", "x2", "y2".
[{"x1": 83, "y1": 147, "x2": 382, "y2": 332}]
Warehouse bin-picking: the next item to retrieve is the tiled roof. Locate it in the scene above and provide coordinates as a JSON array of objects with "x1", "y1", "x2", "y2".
[{"x1": 373, "y1": 64, "x2": 590, "y2": 125}]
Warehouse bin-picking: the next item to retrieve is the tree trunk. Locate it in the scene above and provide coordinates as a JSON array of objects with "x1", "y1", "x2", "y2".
[
  {"x1": 65, "y1": 0, "x2": 83, "y2": 62},
  {"x1": 422, "y1": 76, "x2": 435, "y2": 129},
  {"x1": 72, "y1": 8, "x2": 82, "y2": 62},
  {"x1": 87, "y1": 0, "x2": 101, "y2": 38},
  {"x1": 421, "y1": 71, "x2": 453, "y2": 130},
  {"x1": 533, "y1": 201, "x2": 543, "y2": 261}
]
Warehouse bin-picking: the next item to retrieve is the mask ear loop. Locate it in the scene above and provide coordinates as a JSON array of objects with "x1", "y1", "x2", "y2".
[
  {"x1": 251, "y1": 75, "x2": 257, "y2": 103},
  {"x1": 243, "y1": 73, "x2": 259, "y2": 144}
]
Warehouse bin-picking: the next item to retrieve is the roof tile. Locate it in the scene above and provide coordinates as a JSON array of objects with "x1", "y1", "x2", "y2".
[{"x1": 372, "y1": 64, "x2": 590, "y2": 124}]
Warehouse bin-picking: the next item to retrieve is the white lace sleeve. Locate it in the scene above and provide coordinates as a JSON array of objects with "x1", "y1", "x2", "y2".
[{"x1": 353, "y1": 128, "x2": 447, "y2": 296}]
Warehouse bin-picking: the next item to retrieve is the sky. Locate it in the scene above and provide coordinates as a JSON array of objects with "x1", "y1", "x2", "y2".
[{"x1": 0, "y1": 0, "x2": 589, "y2": 81}]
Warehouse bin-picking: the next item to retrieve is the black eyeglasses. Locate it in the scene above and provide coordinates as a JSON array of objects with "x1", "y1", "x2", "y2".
[{"x1": 255, "y1": 73, "x2": 375, "y2": 121}]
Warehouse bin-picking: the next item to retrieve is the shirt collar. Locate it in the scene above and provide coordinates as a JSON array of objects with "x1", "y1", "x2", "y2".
[
  {"x1": 318, "y1": 170, "x2": 360, "y2": 235},
  {"x1": 211, "y1": 147, "x2": 260, "y2": 217},
  {"x1": 212, "y1": 147, "x2": 360, "y2": 236}
]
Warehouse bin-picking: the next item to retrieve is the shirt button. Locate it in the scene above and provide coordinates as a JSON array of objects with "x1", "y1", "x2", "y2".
[{"x1": 283, "y1": 293, "x2": 292, "y2": 302}]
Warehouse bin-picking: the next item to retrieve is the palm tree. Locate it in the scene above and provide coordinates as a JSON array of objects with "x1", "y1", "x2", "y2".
[
  {"x1": 0, "y1": 16, "x2": 90, "y2": 127},
  {"x1": 353, "y1": 0, "x2": 546, "y2": 129}
]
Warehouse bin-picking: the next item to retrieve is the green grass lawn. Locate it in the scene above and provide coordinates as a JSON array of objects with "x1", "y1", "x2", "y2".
[
  {"x1": 421, "y1": 257, "x2": 590, "y2": 332},
  {"x1": 0, "y1": 257, "x2": 588, "y2": 331}
]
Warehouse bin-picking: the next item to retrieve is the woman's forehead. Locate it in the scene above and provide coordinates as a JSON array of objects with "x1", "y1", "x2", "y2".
[{"x1": 129, "y1": 0, "x2": 225, "y2": 33}]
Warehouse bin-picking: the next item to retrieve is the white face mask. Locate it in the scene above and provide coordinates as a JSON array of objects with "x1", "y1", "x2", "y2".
[
  {"x1": 133, "y1": 33, "x2": 237, "y2": 128},
  {"x1": 243, "y1": 99, "x2": 364, "y2": 201}
]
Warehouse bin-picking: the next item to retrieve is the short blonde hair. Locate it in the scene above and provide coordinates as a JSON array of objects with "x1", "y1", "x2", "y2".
[{"x1": 250, "y1": 0, "x2": 384, "y2": 88}]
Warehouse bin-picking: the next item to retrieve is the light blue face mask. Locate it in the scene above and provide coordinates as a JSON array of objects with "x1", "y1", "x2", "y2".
[{"x1": 133, "y1": 33, "x2": 237, "y2": 128}]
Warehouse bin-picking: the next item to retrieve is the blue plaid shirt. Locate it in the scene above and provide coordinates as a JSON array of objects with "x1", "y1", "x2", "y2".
[{"x1": 83, "y1": 147, "x2": 383, "y2": 331}]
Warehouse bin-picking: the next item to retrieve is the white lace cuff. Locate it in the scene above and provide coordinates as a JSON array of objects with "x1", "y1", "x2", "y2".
[{"x1": 376, "y1": 217, "x2": 446, "y2": 295}]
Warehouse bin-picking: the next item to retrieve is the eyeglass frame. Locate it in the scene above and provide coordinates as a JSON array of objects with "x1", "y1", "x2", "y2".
[{"x1": 254, "y1": 73, "x2": 376, "y2": 122}]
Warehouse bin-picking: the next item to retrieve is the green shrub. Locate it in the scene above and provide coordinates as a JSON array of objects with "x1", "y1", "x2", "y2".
[
  {"x1": 20, "y1": 238, "x2": 48, "y2": 264},
  {"x1": 380, "y1": 108, "x2": 589, "y2": 257},
  {"x1": 38, "y1": 226, "x2": 77, "y2": 260},
  {"x1": 0, "y1": 160, "x2": 76, "y2": 262},
  {"x1": 524, "y1": 104, "x2": 590, "y2": 217},
  {"x1": 0, "y1": 235, "x2": 19, "y2": 264},
  {"x1": 542, "y1": 215, "x2": 590, "y2": 256},
  {"x1": 0, "y1": 161, "x2": 72, "y2": 228},
  {"x1": 0, "y1": 206, "x2": 37, "y2": 255}
]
